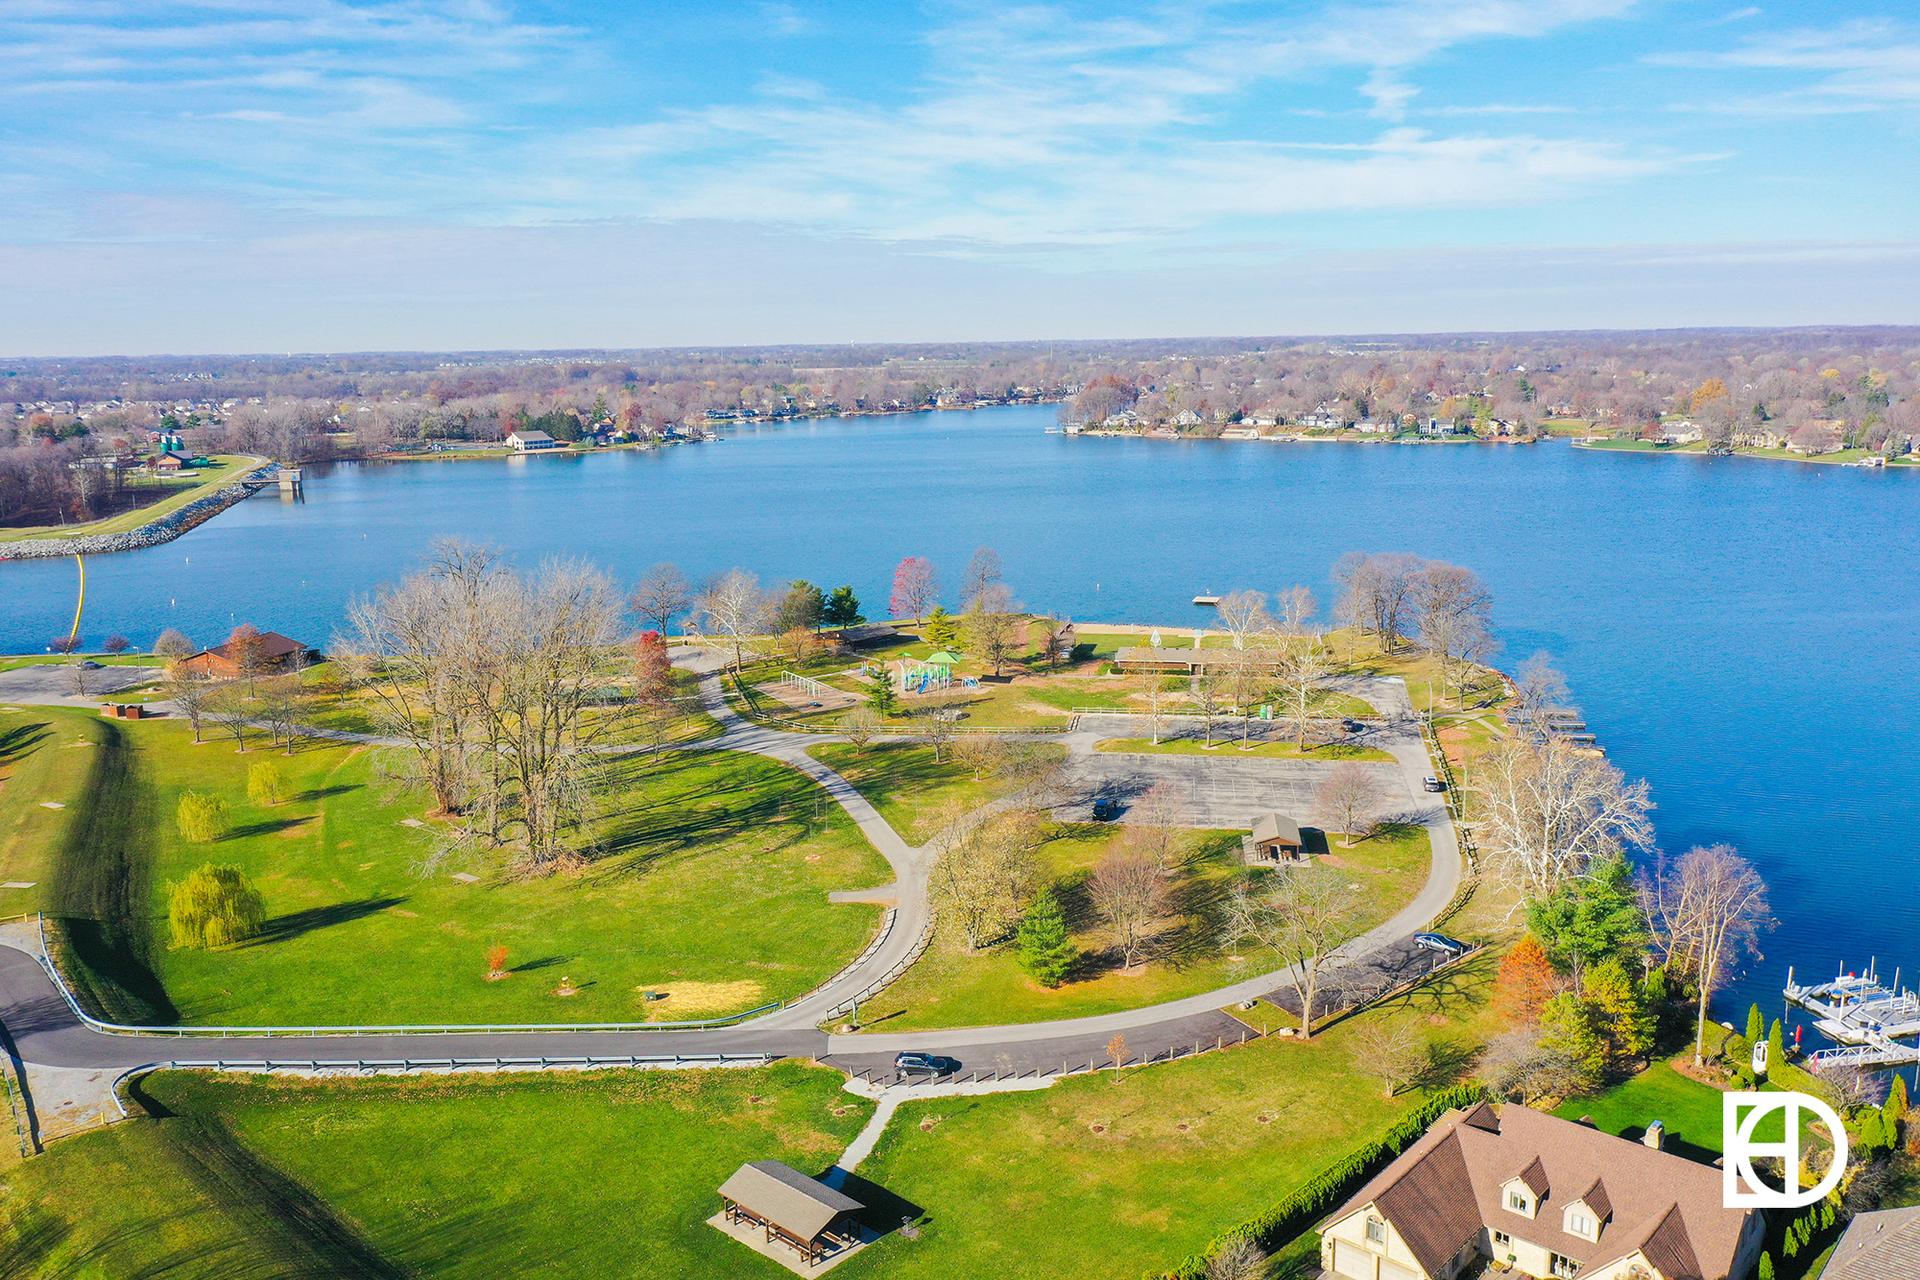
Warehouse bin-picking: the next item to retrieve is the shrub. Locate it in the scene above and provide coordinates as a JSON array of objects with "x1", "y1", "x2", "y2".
[
  {"x1": 167, "y1": 864, "x2": 266, "y2": 949},
  {"x1": 175, "y1": 791, "x2": 231, "y2": 843},
  {"x1": 246, "y1": 760, "x2": 286, "y2": 806},
  {"x1": 486, "y1": 943, "x2": 510, "y2": 980}
]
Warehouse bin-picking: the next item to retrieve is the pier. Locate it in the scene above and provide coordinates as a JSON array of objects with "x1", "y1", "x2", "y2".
[{"x1": 1785, "y1": 960, "x2": 1920, "y2": 1071}]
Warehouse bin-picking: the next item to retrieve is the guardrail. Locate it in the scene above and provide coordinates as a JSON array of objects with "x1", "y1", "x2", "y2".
[
  {"x1": 822, "y1": 914, "x2": 935, "y2": 1024},
  {"x1": 30, "y1": 914, "x2": 782, "y2": 1038}
]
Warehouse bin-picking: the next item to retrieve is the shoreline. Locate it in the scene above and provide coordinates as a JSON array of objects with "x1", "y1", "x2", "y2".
[
  {"x1": 1065, "y1": 427, "x2": 1539, "y2": 445},
  {"x1": 0, "y1": 459, "x2": 276, "y2": 562},
  {"x1": 1571, "y1": 437, "x2": 1918, "y2": 469}
]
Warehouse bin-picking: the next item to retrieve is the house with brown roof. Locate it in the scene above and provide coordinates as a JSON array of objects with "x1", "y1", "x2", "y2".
[
  {"x1": 178, "y1": 631, "x2": 317, "y2": 680},
  {"x1": 1820, "y1": 1205, "x2": 1920, "y2": 1280},
  {"x1": 1317, "y1": 1102, "x2": 1765, "y2": 1280}
]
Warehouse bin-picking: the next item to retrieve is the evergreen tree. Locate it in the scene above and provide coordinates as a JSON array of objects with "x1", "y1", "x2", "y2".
[
  {"x1": 774, "y1": 580, "x2": 825, "y2": 632},
  {"x1": 1016, "y1": 889, "x2": 1076, "y2": 988},
  {"x1": 1524, "y1": 854, "x2": 1648, "y2": 982},
  {"x1": 923, "y1": 605, "x2": 961, "y2": 649},
  {"x1": 1768, "y1": 1018, "x2": 1787, "y2": 1078},
  {"x1": 866, "y1": 669, "x2": 899, "y2": 717},
  {"x1": 822, "y1": 585, "x2": 863, "y2": 628},
  {"x1": 1583, "y1": 957, "x2": 1656, "y2": 1070},
  {"x1": 1747, "y1": 1003, "x2": 1765, "y2": 1045},
  {"x1": 1885, "y1": 1073, "x2": 1908, "y2": 1144},
  {"x1": 1539, "y1": 993, "x2": 1607, "y2": 1085}
]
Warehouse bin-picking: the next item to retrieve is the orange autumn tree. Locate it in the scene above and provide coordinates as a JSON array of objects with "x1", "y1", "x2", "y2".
[{"x1": 1494, "y1": 934, "x2": 1559, "y2": 1026}]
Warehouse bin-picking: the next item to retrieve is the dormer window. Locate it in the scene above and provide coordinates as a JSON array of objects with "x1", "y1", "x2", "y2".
[
  {"x1": 1569, "y1": 1209, "x2": 1594, "y2": 1238},
  {"x1": 1508, "y1": 1189, "x2": 1531, "y2": 1215}
]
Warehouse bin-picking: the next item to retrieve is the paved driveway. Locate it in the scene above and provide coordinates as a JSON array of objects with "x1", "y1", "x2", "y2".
[{"x1": 0, "y1": 663, "x2": 156, "y2": 705}]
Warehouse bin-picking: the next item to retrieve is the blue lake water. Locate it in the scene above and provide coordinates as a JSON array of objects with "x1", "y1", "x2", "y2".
[{"x1": 3, "y1": 403, "x2": 1916, "y2": 1021}]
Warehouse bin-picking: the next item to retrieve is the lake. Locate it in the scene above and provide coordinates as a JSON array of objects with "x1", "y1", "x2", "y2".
[{"x1": 3, "y1": 403, "x2": 1916, "y2": 1021}]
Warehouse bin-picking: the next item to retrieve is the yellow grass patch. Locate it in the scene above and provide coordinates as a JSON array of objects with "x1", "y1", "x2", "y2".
[{"x1": 634, "y1": 979, "x2": 765, "y2": 1019}]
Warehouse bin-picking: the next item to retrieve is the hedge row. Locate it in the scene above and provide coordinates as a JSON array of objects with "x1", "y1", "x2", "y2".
[{"x1": 1151, "y1": 1083, "x2": 1492, "y2": 1280}]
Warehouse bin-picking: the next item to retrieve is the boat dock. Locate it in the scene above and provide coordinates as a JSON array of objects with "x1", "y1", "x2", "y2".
[
  {"x1": 1191, "y1": 594, "x2": 1220, "y2": 606},
  {"x1": 1785, "y1": 960, "x2": 1920, "y2": 1071}
]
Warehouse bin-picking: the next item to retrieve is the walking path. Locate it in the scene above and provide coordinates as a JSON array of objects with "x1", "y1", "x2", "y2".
[{"x1": 0, "y1": 654, "x2": 1467, "y2": 1144}]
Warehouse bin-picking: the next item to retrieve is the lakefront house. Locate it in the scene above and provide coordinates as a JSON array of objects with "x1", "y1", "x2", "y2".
[{"x1": 1317, "y1": 1102, "x2": 1765, "y2": 1280}]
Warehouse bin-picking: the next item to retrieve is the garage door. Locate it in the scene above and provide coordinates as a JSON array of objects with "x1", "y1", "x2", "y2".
[
  {"x1": 1379, "y1": 1260, "x2": 1418, "y2": 1280},
  {"x1": 1329, "y1": 1241, "x2": 1372, "y2": 1279}
]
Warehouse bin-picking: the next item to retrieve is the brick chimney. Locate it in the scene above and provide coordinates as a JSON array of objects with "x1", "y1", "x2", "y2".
[{"x1": 1643, "y1": 1120, "x2": 1665, "y2": 1151}]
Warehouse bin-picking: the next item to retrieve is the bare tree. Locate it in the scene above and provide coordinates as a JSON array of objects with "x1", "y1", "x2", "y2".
[
  {"x1": 1273, "y1": 639, "x2": 1336, "y2": 750},
  {"x1": 65, "y1": 662, "x2": 94, "y2": 700},
  {"x1": 1204, "y1": 1237, "x2": 1268, "y2": 1280},
  {"x1": 1221, "y1": 643, "x2": 1270, "y2": 748},
  {"x1": 1333, "y1": 552, "x2": 1421, "y2": 652},
  {"x1": 205, "y1": 682, "x2": 253, "y2": 751},
  {"x1": 918, "y1": 705, "x2": 958, "y2": 763},
  {"x1": 153, "y1": 627, "x2": 195, "y2": 663},
  {"x1": 694, "y1": 568, "x2": 772, "y2": 672},
  {"x1": 1413, "y1": 562, "x2": 1496, "y2": 707},
  {"x1": 840, "y1": 707, "x2": 879, "y2": 748},
  {"x1": 928, "y1": 805, "x2": 1037, "y2": 950},
  {"x1": 1644, "y1": 844, "x2": 1774, "y2": 1064},
  {"x1": 1513, "y1": 651, "x2": 1573, "y2": 728},
  {"x1": 1213, "y1": 589, "x2": 1268, "y2": 646},
  {"x1": 1088, "y1": 847, "x2": 1167, "y2": 969},
  {"x1": 964, "y1": 583, "x2": 1023, "y2": 676},
  {"x1": 961, "y1": 546, "x2": 1003, "y2": 612},
  {"x1": 629, "y1": 562, "x2": 692, "y2": 634},
  {"x1": 255, "y1": 674, "x2": 305, "y2": 754},
  {"x1": 1479, "y1": 736, "x2": 1655, "y2": 899},
  {"x1": 1221, "y1": 870, "x2": 1361, "y2": 1037},
  {"x1": 1481, "y1": 1028, "x2": 1590, "y2": 1104},
  {"x1": 1351, "y1": 1019, "x2": 1428, "y2": 1097},
  {"x1": 1126, "y1": 780, "x2": 1186, "y2": 870},
  {"x1": 1316, "y1": 763, "x2": 1382, "y2": 847},
  {"x1": 1275, "y1": 585, "x2": 1317, "y2": 636},
  {"x1": 163, "y1": 666, "x2": 212, "y2": 742},
  {"x1": 1189, "y1": 665, "x2": 1224, "y2": 746}
]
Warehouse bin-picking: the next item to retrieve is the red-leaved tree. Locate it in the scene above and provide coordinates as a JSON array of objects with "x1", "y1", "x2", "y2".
[
  {"x1": 889, "y1": 556, "x2": 938, "y2": 623},
  {"x1": 1494, "y1": 934, "x2": 1560, "y2": 1027},
  {"x1": 632, "y1": 630, "x2": 673, "y2": 710}
]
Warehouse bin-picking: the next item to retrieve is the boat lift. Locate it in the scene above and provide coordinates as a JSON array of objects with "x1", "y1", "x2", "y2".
[{"x1": 1784, "y1": 959, "x2": 1920, "y2": 1074}]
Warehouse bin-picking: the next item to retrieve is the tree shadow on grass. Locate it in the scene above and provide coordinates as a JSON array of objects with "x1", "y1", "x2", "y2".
[
  {"x1": 0, "y1": 721, "x2": 51, "y2": 768},
  {"x1": 293, "y1": 783, "x2": 359, "y2": 803},
  {"x1": 588, "y1": 754, "x2": 834, "y2": 876},
  {"x1": 251, "y1": 896, "x2": 407, "y2": 945},
  {"x1": 225, "y1": 816, "x2": 314, "y2": 841},
  {"x1": 508, "y1": 955, "x2": 568, "y2": 974}
]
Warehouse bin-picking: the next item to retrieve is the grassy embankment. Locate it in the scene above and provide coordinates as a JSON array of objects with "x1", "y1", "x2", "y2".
[
  {"x1": 15, "y1": 709, "x2": 888, "y2": 1025},
  {"x1": 860, "y1": 821, "x2": 1430, "y2": 1031},
  {"x1": 2, "y1": 455, "x2": 263, "y2": 542}
]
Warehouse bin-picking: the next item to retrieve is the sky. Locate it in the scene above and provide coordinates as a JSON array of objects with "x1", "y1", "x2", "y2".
[{"x1": 1, "y1": 0, "x2": 1916, "y2": 354}]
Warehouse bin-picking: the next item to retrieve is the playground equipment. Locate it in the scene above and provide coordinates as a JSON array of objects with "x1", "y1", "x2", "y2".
[
  {"x1": 897, "y1": 650, "x2": 961, "y2": 696},
  {"x1": 778, "y1": 671, "x2": 831, "y2": 699}
]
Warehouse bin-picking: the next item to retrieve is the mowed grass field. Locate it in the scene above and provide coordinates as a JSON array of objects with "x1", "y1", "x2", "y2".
[
  {"x1": 807, "y1": 741, "x2": 1066, "y2": 844},
  {"x1": 862, "y1": 821, "x2": 1431, "y2": 1030},
  {"x1": 0, "y1": 707, "x2": 107, "y2": 915},
  {"x1": 1, "y1": 1064, "x2": 872, "y2": 1279},
  {"x1": 33, "y1": 714, "x2": 889, "y2": 1025}
]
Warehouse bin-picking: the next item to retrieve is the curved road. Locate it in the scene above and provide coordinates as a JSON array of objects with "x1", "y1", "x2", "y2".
[{"x1": 0, "y1": 655, "x2": 1464, "y2": 1101}]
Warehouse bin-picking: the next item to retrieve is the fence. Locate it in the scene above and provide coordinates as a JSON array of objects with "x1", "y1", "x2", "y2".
[
  {"x1": 30, "y1": 915, "x2": 782, "y2": 1039},
  {"x1": 821, "y1": 915, "x2": 935, "y2": 1024}
]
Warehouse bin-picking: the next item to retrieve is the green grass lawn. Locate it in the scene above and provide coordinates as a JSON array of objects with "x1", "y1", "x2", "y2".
[
  {"x1": 861, "y1": 822, "x2": 1431, "y2": 1031},
  {"x1": 1, "y1": 1064, "x2": 872, "y2": 1279},
  {"x1": 44, "y1": 718, "x2": 890, "y2": 1025},
  {"x1": 840, "y1": 981, "x2": 1493, "y2": 1279},
  {"x1": 1551, "y1": 1056, "x2": 1799, "y2": 1164},
  {"x1": 1092, "y1": 735, "x2": 1393, "y2": 762},
  {"x1": 0, "y1": 707, "x2": 102, "y2": 917},
  {"x1": 4, "y1": 455, "x2": 263, "y2": 541},
  {"x1": 808, "y1": 741, "x2": 1067, "y2": 844}
]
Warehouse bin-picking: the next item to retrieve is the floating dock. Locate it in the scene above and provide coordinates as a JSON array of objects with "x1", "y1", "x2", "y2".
[
  {"x1": 1785, "y1": 960, "x2": 1920, "y2": 1071},
  {"x1": 1191, "y1": 594, "x2": 1220, "y2": 606}
]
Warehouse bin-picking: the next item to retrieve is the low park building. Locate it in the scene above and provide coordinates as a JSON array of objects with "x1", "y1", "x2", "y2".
[
  {"x1": 1243, "y1": 812, "x2": 1307, "y2": 865},
  {"x1": 178, "y1": 631, "x2": 317, "y2": 680},
  {"x1": 505, "y1": 429, "x2": 562, "y2": 452},
  {"x1": 1112, "y1": 645, "x2": 1282, "y2": 673},
  {"x1": 713, "y1": 1160, "x2": 867, "y2": 1272},
  {"x1": 1317, "y1": 1101, "x2": 1765, "y2": 1280}
]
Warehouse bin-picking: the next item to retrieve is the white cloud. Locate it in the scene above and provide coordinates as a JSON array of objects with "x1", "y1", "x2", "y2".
[{"x1": 1655, "y1": 18, "x2": 1920, "y2": 115}]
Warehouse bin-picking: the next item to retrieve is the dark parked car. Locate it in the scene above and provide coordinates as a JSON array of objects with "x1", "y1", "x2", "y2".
[
  {"x1": 894, "y1": 1052, "x2": 959, "y2": 1076},
  {"x1": 1091, "y1": 798, "x2": 1121, "y2": 821},
  {"x1": 1413, "y1": 932, "x2": 1469, "y2": 957},
  {"x1": 77, "y1": 659, "x2": 103, "y2": 669}
]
